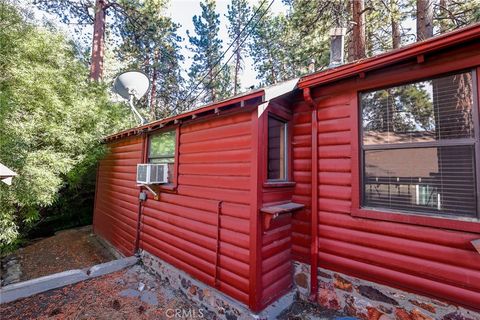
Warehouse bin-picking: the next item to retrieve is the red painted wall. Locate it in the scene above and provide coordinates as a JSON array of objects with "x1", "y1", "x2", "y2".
[
  {"x1": 291, "y1": 42, "x2": 480, "y2": 310},
  {"x1": 93, "y1": 38, "x2": 480, "y2": 313},
  {"x1": 94, "y1": 110, "x2": 258, "y2": 308},
  {"x1": 260, "y1": 214, "x2": 292, "y2": 307},
  {"x1": 256, "y1": 99, "x2": 297, "y2": 308},
  {"x1": 93, "y1": 136, "x2": 142, "y2": 256},
  {"x1": 139, "y1": 111, "x2": 254, "y2": 305}
]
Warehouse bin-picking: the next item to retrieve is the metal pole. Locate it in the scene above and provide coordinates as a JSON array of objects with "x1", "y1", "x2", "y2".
[{"x1": 129, "y1": 94, "x2": 146, "y2": 125}]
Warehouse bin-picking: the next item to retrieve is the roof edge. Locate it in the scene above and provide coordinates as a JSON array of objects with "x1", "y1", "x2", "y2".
[
  {"x1": 104, "y1": 89, "x2": 264, "y2": 142},
  {"x1": 298, "y1": 23, "x2": 480, "y2": 89}
]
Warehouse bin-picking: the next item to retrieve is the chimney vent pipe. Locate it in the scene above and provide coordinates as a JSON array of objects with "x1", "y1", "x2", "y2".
[{"x1": 329, "y1": 28, "x2": 346, "y2": 67}]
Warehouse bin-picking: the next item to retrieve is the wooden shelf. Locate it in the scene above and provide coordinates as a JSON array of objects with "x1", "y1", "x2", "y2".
[{"x1": 261, "y1": 202, "x2": 305, "y2": 230}]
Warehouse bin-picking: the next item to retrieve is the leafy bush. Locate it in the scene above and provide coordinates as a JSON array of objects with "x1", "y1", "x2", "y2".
[{"x1": 0, "y1": 2, "x2": 131, "y2": 253}]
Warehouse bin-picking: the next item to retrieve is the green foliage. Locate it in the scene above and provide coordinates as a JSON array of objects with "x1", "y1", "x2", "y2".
[
  {"x1": 187, "y1": 0, "x2": 232, "y2": 105},
  {"x1": 283, "y1": 0, "x2": 347, "y2": 73},
  {"x1": 0, "y1": 1, "x2": 130, "y2": 251},
  {"x1": 362, "y1": 82, "x2": 434, "y2": 133},
  {"x1": 434, "y1": 0, "x2": 480, "y2": 32},
  {"x1": 249, "y1": 0, "x2": 348, "y2": 85},
  {"x1": 149, "y1": 131, "x2": 176, "y2": 157},
  {"x1": 226, "y1": 0, "x2": 251, "y2": 94},
  {"x1": 248, "y1": 5, "x2": 290, "y2": 86},
  {"x1": 115, "y1": 0, "x2": 187, "y2": 120}
]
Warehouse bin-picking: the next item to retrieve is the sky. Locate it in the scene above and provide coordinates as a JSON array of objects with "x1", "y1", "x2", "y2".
[
  {"x1": 25, "y1": 0, "x2": 287, "y2": 88},
  {"x1": 167, "y1": 0, "x2": 288, "y2": 89}
]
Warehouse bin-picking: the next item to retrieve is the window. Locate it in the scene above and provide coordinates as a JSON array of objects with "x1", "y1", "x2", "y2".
[
  {"x1": 360, "y1": 70, "x2": 479, "y2": 218},
  {"x1": 267, "y1": 115, "x2": 288, "y2": 181},
  {"x1": 148, "y1": 130, "x2": 176, "y2": 183}
]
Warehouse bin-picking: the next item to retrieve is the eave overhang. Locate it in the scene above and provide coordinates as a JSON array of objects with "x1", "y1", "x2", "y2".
[{"x1": 298, "y1": 23, "x2": 480, "y2": 89}]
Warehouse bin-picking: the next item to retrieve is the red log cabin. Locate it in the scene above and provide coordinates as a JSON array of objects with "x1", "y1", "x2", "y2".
[{"x1": 93, "y1": 24, "x2": 480, "y2": 319}]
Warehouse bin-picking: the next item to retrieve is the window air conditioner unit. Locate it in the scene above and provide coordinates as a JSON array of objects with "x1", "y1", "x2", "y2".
[{"x1": 136, "y1": 163, "x2": 168, "y2": 184}]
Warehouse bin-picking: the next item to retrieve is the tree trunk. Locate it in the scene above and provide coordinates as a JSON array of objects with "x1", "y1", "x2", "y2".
[
  {"x1": 416, "y1": 0, "x2": 434, "y2": 41},
  {"x1": 149, "y1": 52, "x2": 159, "y2": 121},
  {"x1": 391, "y1": 0, "x2": 401, "y2": 49},
  {"x1": 233, "y1": 10, "x2": 241, "y2": 95},
  {"x1": 209, "y1": 66, "x2": 216, "y2": 102},
  {"x1": 234, "y1": 43, "x2": 241, "y2": 95},
  {"x1": 350, "y1": 0, "x2": 366, "y2": 61},
  {"x1": 89, "y1": 0, "x2": 107, "y2": 81},
  {"x1": 347, "y1": 1, "x2": 354, "y2": 62}
]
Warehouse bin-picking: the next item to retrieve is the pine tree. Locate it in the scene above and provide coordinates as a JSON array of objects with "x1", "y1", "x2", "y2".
[
  {"x1": 33, "y1": 0, "x2": 171, "y2": 81},
  {"x1": 350, "y1": 0, "x2": 366, "y2": 60},
  {"x1": 417, "y1": 0, "x2": 434, "y2": 40},
  {"x1": 284, "y1": 0, "x2": 348, "y2": 71},
  {"x1": 187, "y1": 0, "x2": 230, "y2": 105},
  {"x1": 361, "y1": 0, "x2": 409, "y2": 55},
  {"x1": 226, "y1": 0, "x2": 251, "y2": 95},
  {"x1": 116, "y1": 0, "x2": 186, "y2": 120},
  {"x1": 34, "y1": 0, "x2": 113, "y2": 81},
  {"x1": 434, "y1": 0, "x2": 480, "y2": 33},
  {"x1": 248, "y1": 5, "x2": 290, "y2": 86}
]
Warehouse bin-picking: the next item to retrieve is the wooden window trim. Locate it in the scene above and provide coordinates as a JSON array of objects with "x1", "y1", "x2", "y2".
[
  {"x1": 261, "y1": 108, "x2": 294, "y2": 188},
  {"x1": 351, "y1": 68, "x2": 480, "y2": 233},
  {"x1": 146, "y1": 126, "x2": 180, "y2": 192}
]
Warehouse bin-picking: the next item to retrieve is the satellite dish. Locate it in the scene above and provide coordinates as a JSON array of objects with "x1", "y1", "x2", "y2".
[
  {"x1": 114, "y1": 71, "x2": 150, "y2": 100},
  {"x1": 113, "y1": 71, "x2": 150, "y2": 125}
]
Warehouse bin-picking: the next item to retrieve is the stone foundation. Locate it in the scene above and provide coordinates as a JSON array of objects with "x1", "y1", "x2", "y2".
[
  {"x1": 140, "y1": 250, "x2": 294, "y2": 320},
  {"x1": 293, "y1": 262, "x2": 480, "y2": 320}
]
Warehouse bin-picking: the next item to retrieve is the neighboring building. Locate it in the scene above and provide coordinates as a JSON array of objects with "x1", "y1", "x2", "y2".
[
  {"x1": 0, "y1": 163, "x2": 17, "y2": 185},
  {"x1": 93, "y1": 24, "x2": 480, "y2": 319}
]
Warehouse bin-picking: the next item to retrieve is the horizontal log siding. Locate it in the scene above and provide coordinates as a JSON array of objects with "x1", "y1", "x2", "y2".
[
  {"x1": 260, "y1": 214, "x2": 293, "y2": 307},
  {"x1": 93, "y1": 136, "x2": 143, "y2": 256},
  {"x1": 291, "y1": 100, "x2": 312, "y2": 261},
  {"x1": 258, "y1": 100, "x2": 296, "y2": 307},
  {"x1": 139, "y1": 111, "x2": 253, "y2": 305},
  {"x1": 291, "y1": 70, "x2": 480, "y2": 309}
]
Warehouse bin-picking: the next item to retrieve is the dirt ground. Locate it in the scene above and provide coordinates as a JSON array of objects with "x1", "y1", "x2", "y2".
[
  {"x1": 0, "y1": 265, "x2": 211, "y2": 320},
  {"x1": 1, "y1": 225, "x2": 115, "y2": 284},
  {"x1": 0, "y1": 264, "x2": 354, "y2": 320},
  {"x1": 0, "y1": 225, "x2": 354, "y2": 320}
]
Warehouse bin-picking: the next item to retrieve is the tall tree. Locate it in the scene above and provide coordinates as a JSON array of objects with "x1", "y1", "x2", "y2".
[
  {"x1": 90, "y1": 0, "x2": 107, "y2": 81},
  {"x1": 283, "y1": 0, "x2": 348, "y2": 74},
  {"x1": 434, "y1": 0, "x2": 480, "y2": 33},
  {"x1": 390, "y1": 0, "x2": 402, "y2": 49},
  {"x1": 0, "y1": 1, "x2": 130, "y2": 249},
  {"x1": 368, "y1": 0, "x2": 408, "y2": 52},
  {"x1": 349, "y1": 0, "x2": 366, "y2": 60},
  {"x1": 116, "y1": 0, "x2": 186, "y2": 120},
  {"x1": 417, "y1": 0, "x2": 434, "y2": 40},
  {"x1": 34, "y1": 0, "x2": 148, "y2": 81},
  {"x1": 187, "y1": 0, "x2": 230, "y2": 104},
  {"x1": 226, "y1": 0, "x2": 251, "y2": 95},
  {"x1": 248, "y1": 4, "x2": 290, "y2": 85}
]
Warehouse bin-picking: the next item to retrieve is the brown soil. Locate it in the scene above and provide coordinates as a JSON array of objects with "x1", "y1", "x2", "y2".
[
  {"x1": 0, "y1": 266, "x2": 210, "y2": 320},
  {"x1": 15, "y1": 226, "x2": 114, "y2": 281}
]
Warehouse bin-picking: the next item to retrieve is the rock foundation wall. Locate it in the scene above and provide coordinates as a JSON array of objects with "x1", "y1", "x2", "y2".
[
  {"x1": 141, "y1": 250, "x2": 294, "y2": 320},
  {"x1": 293, "y1": 262, "x2": 480, "y2": 320}
]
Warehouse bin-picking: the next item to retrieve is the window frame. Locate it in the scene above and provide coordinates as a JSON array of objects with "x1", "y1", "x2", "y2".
[
  {"x1": 351, "y1": 68, "x2": 480, "y2": 233},
  {"x1": 148, "y1": 130, "x2": 176, "y2": 163},
  {"x1": 267, "y1": 114, "x2": 289, "y2": 182},
  {"x1": 261, "y1": 107, "x2": 294, "y2": 188},
  {"x1": 146, "y1": 126, "x2": 180, "y2": 190}
]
